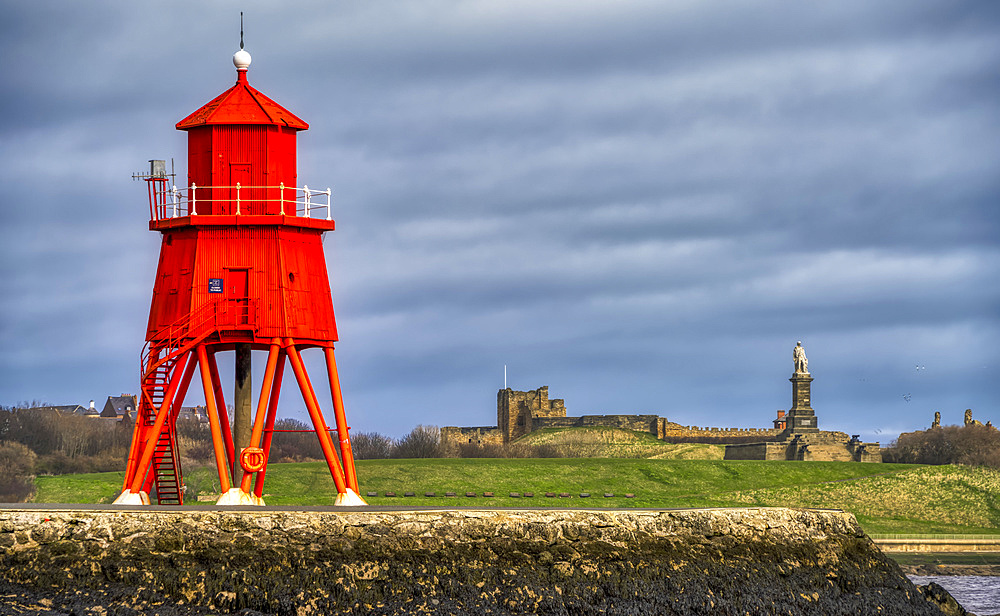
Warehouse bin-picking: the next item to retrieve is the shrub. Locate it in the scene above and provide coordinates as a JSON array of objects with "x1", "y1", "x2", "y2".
[
  {"x1": 0, "y1": 441, "x2": 36, "y2": 502},
  {"x1": 883, "y1": 424, "x2": 1000, "y2": 467},
  {"x1": 0, "y1": 407, "x2": 133, "y2": 474},
  {"x1": 392, "y1": 425, "x2": 442, "y2": 459},
  {"x1": 268, "y1": 418, "x2": 324, "y2": 462},
  {"x1": 350, "y1": 431, "x2": 394, "y2": 460}
]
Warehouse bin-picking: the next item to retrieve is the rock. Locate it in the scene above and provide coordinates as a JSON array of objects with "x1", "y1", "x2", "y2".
[
  {"x1": 918, "y1": 582, "x2": 969, "y2": 616},
  {"x1": 0, "y1": 507, "x2": 956, "y2": 615}
]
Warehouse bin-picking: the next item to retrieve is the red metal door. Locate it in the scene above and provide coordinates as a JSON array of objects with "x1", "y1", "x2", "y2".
[{"x1": 227, "y1": 269, "x2": 250, "y2": 325}]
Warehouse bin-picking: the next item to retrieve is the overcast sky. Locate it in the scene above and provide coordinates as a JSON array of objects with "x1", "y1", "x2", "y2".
[{"x1": 0, "y1": 1, "x2": 997, "y2": 442}]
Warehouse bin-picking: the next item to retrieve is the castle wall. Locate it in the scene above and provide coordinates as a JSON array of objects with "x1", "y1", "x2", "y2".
[
  {"x1": 531, "y1": 417, "x2": 580, "y2": 430},
  {"x1": 661, "y1": 425, "x2": 783, "y2": 443},
  {"x1": 440, "y1": 426, "x2": 504, "y2": 451},
  {"x1": 576, "y1": 414, "x2": 660, "y2": 434},
  {"x1": 800, "y1": 444, "x2": 855, "y2": 462},
  {"x1": 723, "y1": 442, "x2": 791, "y2": 460}
]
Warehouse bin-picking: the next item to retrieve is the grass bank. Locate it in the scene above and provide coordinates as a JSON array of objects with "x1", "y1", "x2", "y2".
[
  {"x1": 516, "y1": 426, "x2": 725, "y2": 459},
  {"x1": 32, "y1": 459, "x2": 1000, "y2": 535}
]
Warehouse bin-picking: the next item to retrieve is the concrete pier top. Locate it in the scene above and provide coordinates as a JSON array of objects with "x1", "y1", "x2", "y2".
[{"x1": 1, "y1": 506, "x2": 948, "y2": 615}]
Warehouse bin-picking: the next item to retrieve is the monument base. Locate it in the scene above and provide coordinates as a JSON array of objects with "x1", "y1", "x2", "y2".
[
  {"x1": 785, "y1": 373, "x2": 819, "y2": 433},
  {"x1": 725, "y1": 431, "x2": 882, "y2": 462}
]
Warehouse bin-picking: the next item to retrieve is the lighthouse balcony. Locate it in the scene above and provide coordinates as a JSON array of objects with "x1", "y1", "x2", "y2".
[{"x1": 145, "y1": 181, "x2": 334, "y2": 229}]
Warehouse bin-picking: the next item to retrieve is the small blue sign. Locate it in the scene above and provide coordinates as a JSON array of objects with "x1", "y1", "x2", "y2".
[{"x1": 208, "y1": 278, "x2": 224, "y2": 293}]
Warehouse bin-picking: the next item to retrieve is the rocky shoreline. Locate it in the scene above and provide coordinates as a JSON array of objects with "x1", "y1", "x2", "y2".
[{"x1": 0, "y1": 507, "x2": 961, "y2": 615}]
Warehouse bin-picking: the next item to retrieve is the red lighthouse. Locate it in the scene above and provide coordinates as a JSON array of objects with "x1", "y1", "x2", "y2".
[{"x1": 115, "y1": 45, "x2": 364, "y2": 506}]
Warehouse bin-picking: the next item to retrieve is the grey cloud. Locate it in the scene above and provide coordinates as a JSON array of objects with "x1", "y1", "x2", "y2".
[{"x1": 0, "y1": 0, "x2": 996, "y2": 438}]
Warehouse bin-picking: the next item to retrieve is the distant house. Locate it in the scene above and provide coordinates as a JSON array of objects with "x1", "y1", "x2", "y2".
[
  {"x1": 84, "y1": 400, "x2": 101, "y2": 418},
  {"x1": 176, "y1": 406, "x2": 209, "y2": 426},
  {"x1": 101, "y1": 395, "x2": 138, "y2": 422},
  {"x1": 24, "y1": 404, "x2": 88, "y2": 415}
]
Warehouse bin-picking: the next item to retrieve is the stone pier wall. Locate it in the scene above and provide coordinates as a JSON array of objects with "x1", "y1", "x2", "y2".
[{"x1": 0, "y1": 506, "x2": 947, "y2": 615}]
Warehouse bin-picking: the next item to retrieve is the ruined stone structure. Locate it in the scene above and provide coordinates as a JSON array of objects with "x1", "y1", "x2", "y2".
[
  {"x1": 498, "y1": 386, "x2": 568, "y2": 442},
  {"x1": 441, "y1": 385, "x2": 793, "y2": 449},
  {"x1": 444, "y1": 344, "x2": 880, "y2": 462},
  {"x1": 964, "y1": 408, "x2": 984, "y2": 427}
]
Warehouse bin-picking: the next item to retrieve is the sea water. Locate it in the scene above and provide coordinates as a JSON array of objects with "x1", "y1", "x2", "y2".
[{"x1": 908, "y1": 575, "x2": 1000, "y2": 615}]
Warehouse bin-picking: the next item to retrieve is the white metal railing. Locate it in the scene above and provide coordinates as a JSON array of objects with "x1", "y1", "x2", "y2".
[{"x1": 146, "y1": 180, "x2": 332, "y2": 222}]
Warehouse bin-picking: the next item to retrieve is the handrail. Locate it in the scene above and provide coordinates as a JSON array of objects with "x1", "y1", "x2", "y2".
[
  {"x1": 145, "y1": 180, "x2": 332, "y2": 222},
  {"x1": 140, "y1": 299, "x2": 258, "y2": 380}
]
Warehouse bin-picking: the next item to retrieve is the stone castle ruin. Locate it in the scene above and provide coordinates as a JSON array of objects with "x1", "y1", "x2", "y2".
[
  {"x1": 441, "y1": 385, "x2": 784, "y2": 449},
  {"x1": 441, "y1": 343, "x2": 881, "y2": 462}
]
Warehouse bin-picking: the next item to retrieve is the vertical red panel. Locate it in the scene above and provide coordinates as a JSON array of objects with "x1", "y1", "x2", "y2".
[
  {"x1": 146, "y1": 230, "x2": 199, "y2": 337},
  {"x1": 186, "y1": 128, "x2": 213, "y2": 212}
]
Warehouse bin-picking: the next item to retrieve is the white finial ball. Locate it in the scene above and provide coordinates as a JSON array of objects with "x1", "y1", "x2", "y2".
[{"x1": 233, "y1": 48, "x2": 252, "y2": 71}]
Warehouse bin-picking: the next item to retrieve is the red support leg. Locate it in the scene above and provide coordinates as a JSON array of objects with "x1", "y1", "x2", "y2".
[
  {"x1": 206, "y1": 350, "x2": 235, "y2": 480},
  {"x1": 169, "y1": 358, "x2": 198, "y2": 425},
  {"x1": 324, "y1": 346, "x2": 359, "y2": 493},
  {"x1": 139, "y1": 357, "x2": 197, "y2": 497},
  {"x1": 121, "y1": 351, "x2": 161, "y2": 491},
  {"x1": 121, "y1": 400, "x2": 145, "y2": 490},
  {"x1": 240, "y1": 338, "x2": 281, "y2": 494},
  {"x1": 197, "y1": 345, "x2": 232, "y2": 494},
  {"x1": 285, "y1": 340, "x2": 349, "y2": 494},
  {"x1": 127, "y1": 351, "x2": 192, "y2": 495},
  {"x1": 253, "y1": 350, "x2": 285, "y2": 499}
]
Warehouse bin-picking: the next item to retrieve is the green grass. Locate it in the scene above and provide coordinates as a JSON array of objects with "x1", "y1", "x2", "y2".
[
  {"x1": 34, "y1": 472, "x2": 126, "y2": 505},
  {"x1": 516, "y1": 426, "x2": 725, "y2": 459},
  {"x1": 31, "y1": 459, "x2": 1000, "y2": 536}
]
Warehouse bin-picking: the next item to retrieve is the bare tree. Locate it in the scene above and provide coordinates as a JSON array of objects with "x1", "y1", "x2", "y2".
[
  {"x1": 392, "y1": 425, "x2": 443, "y2": 458},
  {"x1": 350, "y1": 431, "x2": 394, "y2": 459},
  {"x1": 883, "y1": 423, "x2": 1000, "y2": 467}
]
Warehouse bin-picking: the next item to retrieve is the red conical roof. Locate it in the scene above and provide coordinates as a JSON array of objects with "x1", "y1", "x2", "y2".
[{"x1": 176, "y1": 71, "x2": 308, "y2": 131}]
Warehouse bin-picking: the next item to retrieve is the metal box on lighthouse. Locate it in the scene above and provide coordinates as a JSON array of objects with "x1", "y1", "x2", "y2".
[{"x1": 116, "y1": 44, "x2": 364, "y2": 506}]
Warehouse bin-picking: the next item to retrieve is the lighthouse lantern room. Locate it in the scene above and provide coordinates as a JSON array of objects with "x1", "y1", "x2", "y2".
[{"x1": 116, "y1": 44, "x2": 364, "y2": 506}]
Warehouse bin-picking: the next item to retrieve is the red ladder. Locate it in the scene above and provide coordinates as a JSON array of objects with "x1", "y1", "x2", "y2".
[
  {"x1": 151, "y1": 425, "x2": 183, "y2": 504},
  {"x1": 137, "y1": 342, "x2": 189, "y2": 504},
  {"x1": 136, "y1": 301, "x2": 221, "y2": 505}
]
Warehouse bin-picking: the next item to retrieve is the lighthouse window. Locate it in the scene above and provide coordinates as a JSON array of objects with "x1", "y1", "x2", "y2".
[{"x1": 288, "y1": 272, "x2": 295, "y2": 283}]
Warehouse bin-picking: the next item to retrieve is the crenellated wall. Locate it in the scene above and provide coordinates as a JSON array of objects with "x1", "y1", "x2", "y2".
[{"x1": 660, "y1": 423, "x2": 784, "y2": 443}]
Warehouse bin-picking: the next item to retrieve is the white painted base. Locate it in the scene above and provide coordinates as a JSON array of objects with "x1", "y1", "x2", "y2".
[
  {"x1": 334, "y1": 488, "x2": 368, "y2": 507},
  {"x1": 112, "y1": 490, "x2": 150, "y2": 505},
  {"x1": 215, "y1": 488, "x2": 265, "y2": 506}
]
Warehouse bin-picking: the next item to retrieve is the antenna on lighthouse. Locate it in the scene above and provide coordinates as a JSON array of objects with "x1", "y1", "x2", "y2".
[{"x1": 233, "y1": 12, "x2": 252, "y2": 74}]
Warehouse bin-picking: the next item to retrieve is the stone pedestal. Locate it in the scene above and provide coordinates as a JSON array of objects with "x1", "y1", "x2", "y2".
[{"x1": 785, "y1": 373, "x2": 818, "y2": 433}]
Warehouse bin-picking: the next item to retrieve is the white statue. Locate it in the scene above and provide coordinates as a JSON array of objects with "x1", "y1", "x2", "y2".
[{"x1": 793, "y1": 341, "x2": 809, "y2": 375}]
